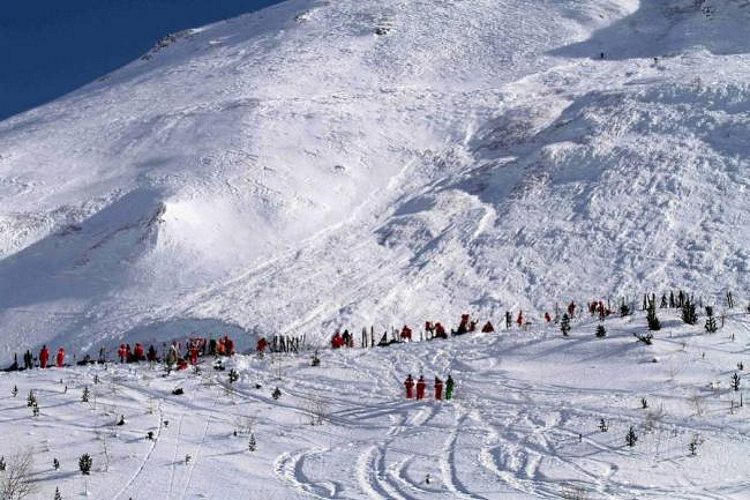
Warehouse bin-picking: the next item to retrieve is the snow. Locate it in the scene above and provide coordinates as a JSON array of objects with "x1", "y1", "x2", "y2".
[
  {"x1": 3, "y1": 310, "x2": 750, "y2": 498},
  {"x1": 1, "y1": 0, "x2": 750, "y2": 495}
]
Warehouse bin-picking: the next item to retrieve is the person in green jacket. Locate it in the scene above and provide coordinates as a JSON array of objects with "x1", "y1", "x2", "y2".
[{"x1": 445, "y1": 375, "x2": 454, "y2": 400}]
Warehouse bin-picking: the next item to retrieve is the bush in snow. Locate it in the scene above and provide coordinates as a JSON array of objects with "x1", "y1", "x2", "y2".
[
  {"x1": 619, "y1": 301, "x2": 631, "y2": 317},
  {"x1": 54, "y1": 486, "x2": 62, "y2": 500},
  {"x1": 78, "y1": 454, "x2": 92, "y2": 475},
  {"x1": 272, "y1": 387, "x2": 282, "y2": 400},
  {"x1": 682, "y1": 298, "x2": 698, "y2": 325},
  {"x1": 688, "y1": 435, "x2": 702, "y2": 456},
  {"x1": 640, "y1": 397, "x2": 648, "y2": 409},
  {"x1": 0, "y1": 450, "x2": 36, "y2": 499},
  {"x1": 732, "y1": 373, "x2": 741, "y2": 391},
  {"x1": 11, "y1": 385, "x2": 17, "y2": 398},
  {"x1": 704, "y1": 305, "x2": 717, "y2": 333},
  {"x1": 248, "y1": 433, "x2": 257, "y2": 452},
  {"x1": 625, "y1": 426, "x2": 638, "y2": 447},
  {"x1": 595, "y1": 325, "x2": 606, "y2": 338},
  {"x1": 634, "y1": 332, "x2": 653, "y2": 345},
  {"x1": 81, "y1": 386, "x2": 90, "y2": 403},
  {"x1": 26, "y1": 390, "x2": 36, "y2": 408},
  {"x1": 53, "y1": 458, "x2": 60, "y2": 470},
  {"x1": 599, "y1": 418, "x2": 608, "y2": 432},
  {"x1": 646, "y1": 299, "x2": 661, "y2": 331},
  {"x1": 228, "y1": 369, "x2": 239, "y2": 384}
]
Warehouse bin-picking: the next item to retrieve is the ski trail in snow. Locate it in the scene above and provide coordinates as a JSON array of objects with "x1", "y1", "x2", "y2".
[
  {"x1": 167, "y1": 413, "x2": 184, "y2": 500},
  {"x1": 111, "y1": 401, "x2": 164, "y2": 500}
]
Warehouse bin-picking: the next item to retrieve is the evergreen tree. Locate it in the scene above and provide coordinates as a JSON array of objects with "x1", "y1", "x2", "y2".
[
  {"x1": 732, "y1": 373, "x2": 741, "y2": 391},
  {"x1": 688, "y1": 436, "x2": 700, "y2": 456},
  {"x1": 619, "y1": 301, "x2": 631, "y2": 317},
  {"x1": 646, "y1": 298, "x2": 661, "y2": 331},
  {"x1": 0, "y1": 456, "x2": 5, "y2": 471},
  {"x1": 704, "y1": 305, "x2": 717, "y2": 333},
  {"x1": 32, "y1": 402, "x2": 40, "y2": 417},
  {"x1": 682, "y1": 297, "x2": 698, "y2": 325},
  {"x1": 669, "y1": 291, "x2": 675, "y2": 308},
  {"x1": 11, "y1": 385, "x2": 17, "y2": 397},
  {"x1": 81, "y1": 386, "x2": 90, "y2": 403},
  {"x1": 53, "y1": 458, "x2": 60, "y2": 470},
  {"x1": 660, "y1": 294, "x2": 667, "y2": 308},
  {"x1": 641, "y1": 397, "x2": 648, "y2": 409},
  {"x1": 560, "y1": 313, "x2": 571, "y2": 336},
  {"x1": 248, "y1": 433, "x2": 257, "y2": 452},
  {"x1": 595, "y1": 325, "x2": 607, "y2": 338},
  {"x1": 78, "y1": 454, "x2": 92, "y2": 475},
  {"x1": 54, "y1": 487, "x2": 62, "y2": 500},
  {"x1": 625, "y1": 426, "x2": 638, "y2": 447},
  {"x1": 27, "y1": 389, "x2": 36, "y2": 407},
  {"x1": 272, "y1": 387, "x2": 282, "y2": 400},
  {"x1": 599, "y1": 418, "x2": 608, "y2": 432}
]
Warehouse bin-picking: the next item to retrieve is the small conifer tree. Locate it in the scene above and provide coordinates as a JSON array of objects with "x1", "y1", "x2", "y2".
[
  {"x1": 599, "y1": 418, "x2": 608, "y2": 432},
  {"x1": 272, "y1": 387, "x2": 282, "y2": 400},
  {"x1": 26, "y1": 390, "x2": 36, "y2": 407},
  {"x1": 81, "y1": 386, "x2": 90, "y2": 403},
  {"x1": 705, "y1": 305, "x2": 717, "y2": 333},
  {"x1": 53, "y1": 458, "x2": 60, "y2": 470},
  {"x1": 248, "y1": 433, "x2": 257, "y2": 452},
  {"x1": 682, "y1": 298, "x2": 698, "y2": 325},
  {"x1": 11, "y1": 385, "x2": 17, "y2": 397},
  {"x1": 0, "y1": 456, "x2": 5, "y2": 471},
  {"x1": 619, "y1": 301, "x2": 631, "y2": 317},
  {"x1": 54, "y1": 487, "x2": 62, "y2": 500},
  {"x1": 595, "y1": 325, "x2": 606, "y2": 338},
  {"x1": 641, "y1": 397, "x2": 648, "y2": 409},
  {"x1": 625, "y1": 426, "x2": 638, "y2": 447},
  {"x1": 78, "y1": 454, "x2": 92, "y2": 475},
  {"x1": 732, "y1": 373, "x2": 741, "y2": 391}
]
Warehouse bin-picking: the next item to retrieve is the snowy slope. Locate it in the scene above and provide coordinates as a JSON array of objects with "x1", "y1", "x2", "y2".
[
  {"x1": 1, "y1": 0, "x2": 750, "y2": 358},
  {"x1": 2, "y1": 310, "x2": 750, "y2": 498}
]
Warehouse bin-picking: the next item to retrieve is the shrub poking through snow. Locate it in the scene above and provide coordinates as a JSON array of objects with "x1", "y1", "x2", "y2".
[
  {"x1": 731, "y1": 373, "x2": 741, "y2": 391},
  {"x1": 272, "y1": 387, "x2": 282, "y2": 400},
  {"x1": 78, "y1": 454, "x2": 92, "y2": 475},
  {"x1": 705, "y1": 305, "x2": 717, "y2": 333},
  {"x1": 641, "y1": 397, "x2": 648, "y2": 409},
  {"x1": 625, "y1": 426, "x2": 638, "y2": 447},
  {"x1": 634, "y1": 332, "x2": 653, "y2": 345},
  {"x1": 595, "y1": 325, "x2": 606, "y2": 338},
  {"x1": 682, "y1": 297, "x2": 698, "y2": 325},
  {"x1": 620, "y1": 301, "x2": 631, "y2": 317},
  {"x1": 81, "y1": 386, "x2": 90, "y2": 403},
  {"x1": 248, "y1": 433, "x2": 256, "y2": 452},
  {"x1": 646, "y1": 298, "x2": 661, "y2": 331},
  {"x1": 11, "y1": 385, "x2": 17, "y2": 398},
  {"x1": 599, "y1": 418, "x2": 608, "y2": 432},
  {"x1": 53, "y1": 458, "x2": 60, "y2": 470},
  {"x1": 26, "y1": 390, "x2": 36, "y2": 408}
]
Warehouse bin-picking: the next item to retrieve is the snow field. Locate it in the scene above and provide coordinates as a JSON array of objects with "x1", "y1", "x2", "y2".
[{"x1": 2, "y1": 307, "x2": 750, "y2": 498}]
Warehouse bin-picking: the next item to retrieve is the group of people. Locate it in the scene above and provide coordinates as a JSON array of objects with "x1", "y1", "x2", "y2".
[
  {"x1": 19, "y1": 345, "x2": 66, "y2": 369},
  {"x1": 404, "y1": 374, "x2": 455, "y2": 401}
]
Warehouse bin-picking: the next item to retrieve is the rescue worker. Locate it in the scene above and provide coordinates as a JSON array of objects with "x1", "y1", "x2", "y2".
[
  {"x1": 505, "y1": 311, "x2": 512, "y2": 329},
  {"x1": 416, "y1": 375, "x2": 426, "y2": 400},
  {"x1": 118, "y1": 344, "x2": 127, "y2": 363},
  {"x1": 331, "y1": 331, "x2": 344, "y2": 349},
  {"x1": 147, "y1": 345, "x2": 158, "y2": 362},
  {"x1": 544, "y1": 312, "x2": 552, "y2": 323},
  {"x1": 134, "y1": 343, "x2": 145, "y2": 361},
  {"x1": 434, "y1": 377, "x2": 444, "y2": 401},
  {"x1": 516, "y1": 311, "x2": 524, "y2": 327},
  {"x1": 400, "y1": 325, "x2": 412, "y2": 342},
  {"x1": 404, "y1": 374, "x2": 415, "y2": 399},
  {"x1": 189, "y1": 345, "x2": 199, "y2": 365},
  {"x1": 56, "y1": 347, "x2": 65, "y2": 368},
  {"x1": 446, "y1": 375, "x2": 454, "y2": 400},
  {"x1": 256, "y1": 337, "x2": 268, "y2": 355},
  {"x1": 23, "y1": 350, "x2": 33, "y2": 370},
  {"x1": 434, "y1": 323, "x2": 447, "y2": 339},
  {"x1": 225, "y1": 336, "x2": 235, "y2": 356},
  {"x1": 39, "y1": 345, "x2": 50, "y2": 369}
]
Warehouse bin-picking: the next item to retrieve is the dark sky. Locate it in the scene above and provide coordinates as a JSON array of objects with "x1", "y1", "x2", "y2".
[{"x1": 0, "y1": 0, "x2": 284, "y2": 121}]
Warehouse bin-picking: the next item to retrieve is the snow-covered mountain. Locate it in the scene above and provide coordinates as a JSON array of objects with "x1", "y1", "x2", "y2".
[{"x1": 1, "y1": 0, "x2": 750, "y2": 357}]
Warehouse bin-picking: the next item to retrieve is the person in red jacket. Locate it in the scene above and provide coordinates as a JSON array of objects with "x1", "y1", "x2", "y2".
[
  {"x1": 434, "y1": 377, "x2": 444, "y2": 401},
  {"x1": 481, "y1": 321, "x2": 494, "y2": 333},
  {"x1": 256, "y1": 337, "x2": 268, "y2": 355},
  {"x1": 189, "y1": 346, "x2": 199, "y2": 365},
  {"x1": 56, "y1": 347, "x2": 65, "y2": 368},
  {"x1": 134, "y1": 343, "x2": 145, "y2": 361},
  {"x1": 224, "y1": 336, "x2": 235, "y2": 356},
  {"x1": 544, "y1": 312, "x2": 551, "y2": 323},
  {"x1": 39, "y1": 345, "x2": 50, "y2": 369},
  {"x1": 400, "y1": 325, "x2": 412, "y2": 342},
  {"x1": 118, "y1": 344, "x2": 127, "y2": 363},
  {"x1": 331, "y1": 331, "x2": 344, "y2": 349},
  {"x1": 404, "y1": 374, "x2": 415, "y2": 399},
  {"x1": 434, "y1": 323, "x2": 447, "y2": 339},
  {"x1": 416, "y1": 375, "x2": 426, "y2": 400},
  {"x1": 516, "y1": 311, "x2": 524, "y2": 327},
  {"x1": 568, "y1": 301, "x2": 577, "y2": 317}
]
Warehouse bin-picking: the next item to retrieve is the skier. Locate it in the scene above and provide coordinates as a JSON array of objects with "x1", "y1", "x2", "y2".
[
  {"x1": 434, "y1": 377, "x2": 444, "y2": 401},
  {"x1": 481, "y1": 321, "x2": 494, "y2": 333},
  {"x1": 445, "y1": 375, "x2": 454, "y2": 400},
  {"x1": 505, "y1": 311, "x2": 512, "y2": 329},
  {"x1": 404, "y1": 374, "x2": 415, "y2": 399},
  {"x1": 39, "y1": 345, "x2": 50, "y2": 369},
  {"x1": 56, "y1": 347, "x2": 65, "y2": 368},
  {"x1": 147, "y1": 345, "x2": 158, "y2": 362},
  {"x1": 516, "y1": 311, "x2": 524, "y2": 327},
  {"x1": 416, "y1": 375, "x2": 426, "y2": 400},
  {"x1": 567, "y1": 301, "x2": 577, "y2": 317},
  {"x1": 544, "y1": 312, "x2": 551, "y2": 323}
]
